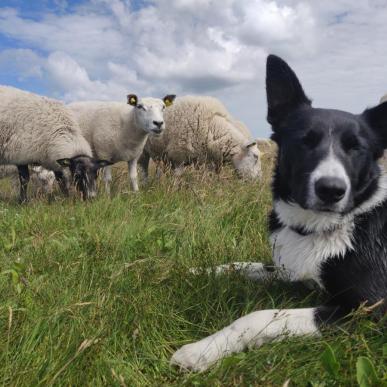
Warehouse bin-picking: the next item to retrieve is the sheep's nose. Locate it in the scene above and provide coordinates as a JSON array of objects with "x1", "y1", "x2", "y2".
[
  {"x1": 315, "y1": 177, "x2": 347, "y2": 204},
  {"x1": 153, "y1": 120, "x2": 163, "y2": 128}
]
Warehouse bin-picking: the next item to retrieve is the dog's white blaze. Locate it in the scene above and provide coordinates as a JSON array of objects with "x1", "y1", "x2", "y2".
[
  {"x1": 171, "y1": 308, "x2": 319, "y2": 372},
  {"x1": 270, "y1": 224, "x2": 354, "y2": 285},
  {"x1": 308, "y1": 146, "x2": 350, "y2": 211}
]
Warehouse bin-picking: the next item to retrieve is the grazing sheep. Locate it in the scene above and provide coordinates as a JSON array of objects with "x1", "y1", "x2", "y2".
[
  {"x1": 138, "y1": 96, "x2": 261, "y2": 180},
  {"x1": 68, "y1": 94, "x2": 176, "y2": 193},
  {"x1": 0, "y1": 165, "x2": 56, "y2": 196},
  {"x1": 0, "y1": 86, "x2": 109, "y2": 202}
]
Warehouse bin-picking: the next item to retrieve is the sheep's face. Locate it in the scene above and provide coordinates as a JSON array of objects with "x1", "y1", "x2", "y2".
[
  {"x1": 232, "y1": 141, "x2": 261, "y2": 180},
  {"x1": 57, "y1": 156, "x2": 112, "y2": 199},
  {"x1": 128, "y1": 94, "x2": 176, "y2": 135}
]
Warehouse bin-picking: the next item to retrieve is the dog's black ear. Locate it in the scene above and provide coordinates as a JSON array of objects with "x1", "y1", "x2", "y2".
[
  {"x1": 266, "y1": 55, "x2": 311, "y2": 128},
  {"x1": 362, "y1": 101, "x2": 387, "y2": 147}
]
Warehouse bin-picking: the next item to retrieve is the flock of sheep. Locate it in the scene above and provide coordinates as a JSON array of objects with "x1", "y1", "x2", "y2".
[{"x1": 0, "y1": 86, "x2": 263, "y2": 202}]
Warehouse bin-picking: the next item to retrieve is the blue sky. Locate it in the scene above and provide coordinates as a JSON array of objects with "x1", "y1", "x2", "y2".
[
  {"x1": 0, "y1": 0, "x2": 148, "y2": 14},
  {"x1": 1, "y1": 1, "x2": 387, "y2": 137}
]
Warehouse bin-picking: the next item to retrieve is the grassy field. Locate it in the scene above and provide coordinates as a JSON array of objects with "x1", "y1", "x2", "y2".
[{"x1": 0, "y1": 160, "x2": 386, "y2": 386}]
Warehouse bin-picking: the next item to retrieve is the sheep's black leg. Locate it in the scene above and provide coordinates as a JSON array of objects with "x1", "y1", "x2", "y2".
[
  {"x1": 17, "y1": 165, "x2": 30, "y2": 203},
  {"x1": 138, "y1": 150, "x2": 150, "y2": 184},
  {"x1": 54, "y1": 170, "x2": 69, "y2": 196}
]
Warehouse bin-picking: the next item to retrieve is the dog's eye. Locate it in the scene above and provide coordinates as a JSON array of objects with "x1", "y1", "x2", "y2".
[
  {"x1": 301, "y1": 131, "x2": 321, "y2": 149},
  {"x1": 342, "y1": 134, "x2": 360, "y2": 152}
]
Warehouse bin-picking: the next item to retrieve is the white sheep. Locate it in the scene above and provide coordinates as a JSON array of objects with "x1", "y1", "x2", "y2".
[
  {"x1": 68, "y1": 94, "x2": 176, "y2": 193},
  {"x1": 0, "y1": 86, "x2": 110, "y2": 202},
  {"x1": 0, "y1": 165, "x2": 56, "y2": 195},
  {"x1": 139, "y1": 96, "x2": 261, "y2": 180}
]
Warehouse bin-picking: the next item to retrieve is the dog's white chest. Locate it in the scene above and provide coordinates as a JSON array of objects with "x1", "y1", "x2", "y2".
[{"x1": 270, "y1": 224, "x2": 354, "y2": 285}]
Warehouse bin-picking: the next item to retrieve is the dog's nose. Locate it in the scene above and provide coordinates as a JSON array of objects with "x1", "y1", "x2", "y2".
[
  {"x1": 315, "y1": 177, "x2": 347, "y2": 204},
  {"x1": 153, "y1": 120, "x2": 163, "y2": 128}
]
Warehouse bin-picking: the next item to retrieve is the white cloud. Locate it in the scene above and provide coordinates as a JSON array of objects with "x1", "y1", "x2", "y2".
[
  {"x1": 45, "y1": 51, "x2": 149, "y2": 101},
  {"x1": 0, "y1": 1, "x2": 387, "y2": 137}
]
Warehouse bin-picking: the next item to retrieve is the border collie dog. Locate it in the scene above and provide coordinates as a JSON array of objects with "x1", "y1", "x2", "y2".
[{"x1": 171, "y1": 55, "x2": 387, "y2": 372}]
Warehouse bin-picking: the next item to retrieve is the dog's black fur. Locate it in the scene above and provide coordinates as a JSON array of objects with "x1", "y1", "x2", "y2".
[{"x1": 267, "y1": 55, "x2": 387, "y2": 322}]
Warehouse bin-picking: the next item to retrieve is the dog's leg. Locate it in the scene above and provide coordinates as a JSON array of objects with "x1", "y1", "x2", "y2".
[
  {"x1": 171, "y1": 307, "x2": 319, "y2": 372},
  {"x1": 190, "y1": 262, "x2": 290, "y2": 282}
]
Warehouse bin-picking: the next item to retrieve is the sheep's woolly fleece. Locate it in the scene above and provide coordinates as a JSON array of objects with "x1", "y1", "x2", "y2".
[
  {"x1": 68, "y1": 100, "x2": 153, "y2": 163},
  {"x1": 145, "y1": 96, "x2": 254, "y2": 165},
  {"x1": 0, "y1": 86, "x2": 92, "y2": 171}
]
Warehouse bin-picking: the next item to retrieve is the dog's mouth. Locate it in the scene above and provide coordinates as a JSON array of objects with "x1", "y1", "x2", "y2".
[
  {"x1": 299, "y1": 199, "x2": 347, "y2": 214},
  {"x1": 306, "y1": 202, "x2": 351, "y2": 215},
  {"x1": 313, "y1": 205, "x2": 337, "y2": 213},
  {"x1": 302, "y1": 190, "x2": 351, "y2": 214}
]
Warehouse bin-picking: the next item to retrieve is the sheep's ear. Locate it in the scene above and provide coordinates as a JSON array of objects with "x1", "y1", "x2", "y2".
[
  {"x1": 57, "y1": 158, "x2": 71, "y2": 167},
  {"x1": 127, "y1": 94, "x2": 138, "y2": 106},
  {"x1": 362, "y1": 101, "x2": 387, "y2": 147},
  {"x1": 266, "y1": 55, "x2": 311, "y2": 128},
  {"x1": 245, "y1": 141, "x2": 257, "y2": 149},
  {"x1": 97, "y1": 160, "x2": 113, "y2": 168},
  {"x1": 164, "y1": 94, "x2": 176, "y2": 107}
]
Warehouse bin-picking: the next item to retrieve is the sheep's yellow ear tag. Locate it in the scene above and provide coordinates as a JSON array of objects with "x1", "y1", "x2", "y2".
[
  {"x1": 127, "y1": 94, "x2": 138, "y2": 106},
  {"x1": 163, "y1": 94, "x2": 176, "y2": 107}
]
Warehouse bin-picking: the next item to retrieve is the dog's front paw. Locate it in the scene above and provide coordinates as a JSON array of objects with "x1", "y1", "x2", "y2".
[{"x1": 170, "y1": 340, "x2": 219, "y2": 372}]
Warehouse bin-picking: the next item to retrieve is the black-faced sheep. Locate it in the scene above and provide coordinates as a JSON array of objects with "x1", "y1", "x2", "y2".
[{"x1": 0, "y1": 86, "x2": 109, "y2": 201}]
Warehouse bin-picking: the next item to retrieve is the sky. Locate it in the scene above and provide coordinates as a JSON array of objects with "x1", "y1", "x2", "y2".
[{"x1": 1, "y1": 0, "x2": 387, "y2": 137}]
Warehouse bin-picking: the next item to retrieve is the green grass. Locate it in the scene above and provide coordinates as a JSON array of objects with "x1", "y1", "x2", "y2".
[{"x1": 0, "y1": 163, "x2": 386, "y2": 386}]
